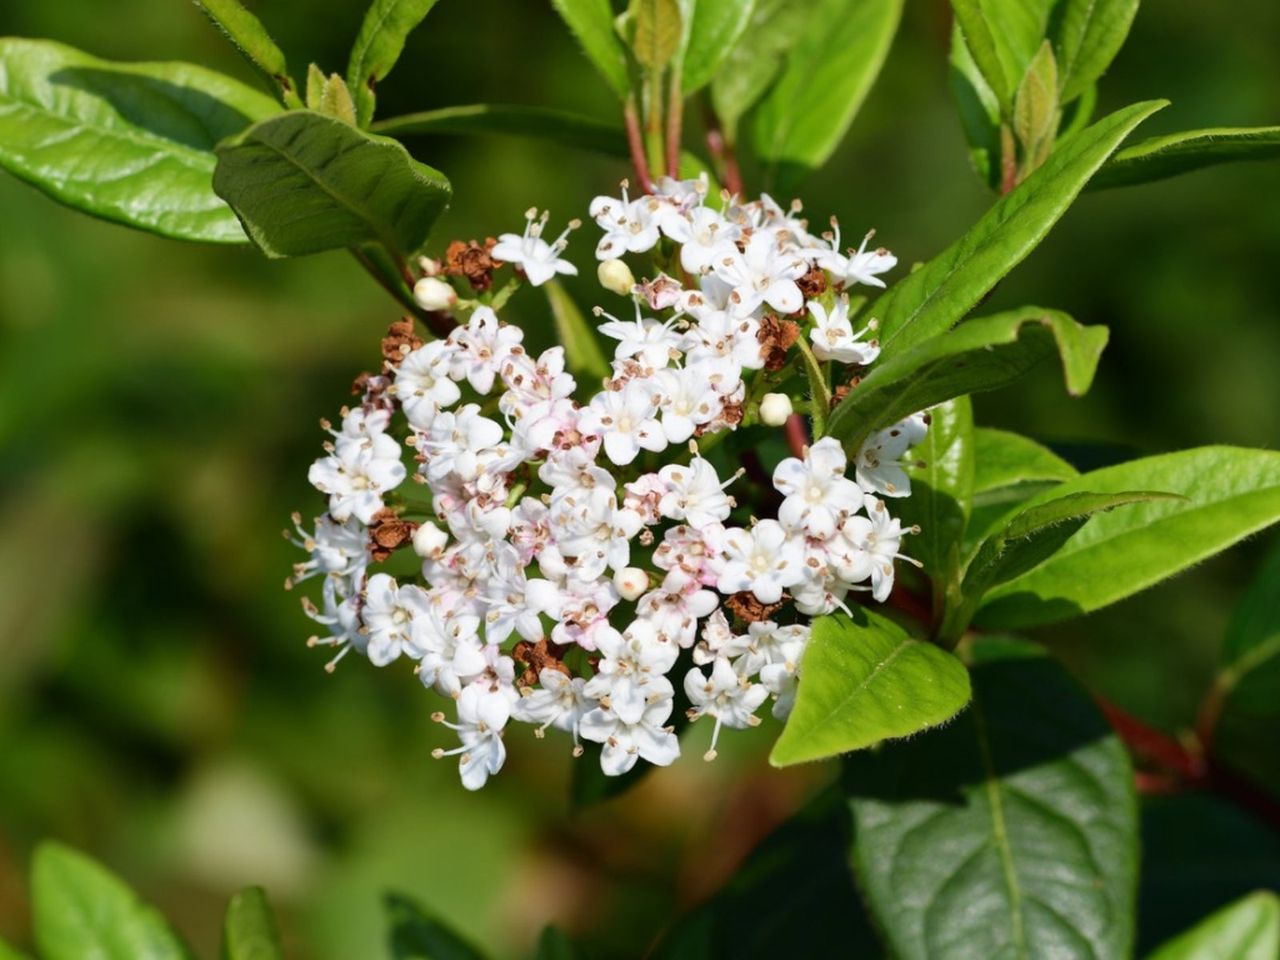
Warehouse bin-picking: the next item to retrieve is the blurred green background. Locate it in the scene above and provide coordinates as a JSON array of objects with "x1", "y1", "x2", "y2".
[{"x1": 1, "y1": 1, "x2": 1278, "y2": 957}]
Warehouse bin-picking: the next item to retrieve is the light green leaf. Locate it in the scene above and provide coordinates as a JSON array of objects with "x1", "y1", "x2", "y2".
[
  {"x1": 385, "y1": 893, "x2": 488, "y2": 960},
  {"x1": 1091, "y1": 126, "x2": 1280, "y2": 190},
  {"x1": 753, "y1": 0, "x2": 902, "y2": 184},
  {"x1": 221, "y1": 887, "x2": 283, "y2": 960},
  {"x1": 872, "y1": 100, "x2": 1163, "y2": 357},
  {"x1": 1050, "y1": 0, "x2": 1140, "y2": 103},
  {"x1": 950, "y1": 0, "x2": 1052, "y2": 115},
  {"x1": 629, "y1": 0, "x2": 684, "y2": 72},
  {"x1": 346, "y1": 0, "x2": 441, "y2": 127},
  {"x1": 949, "y1": 23, "x2": 1003, "y2": 189},
  {"x1": 770, "y1": 608, "x2": 971, "y2": 767},
  {"x1": 213, "y1": 110, "x2": 451, "y2": 258},
  {"x1": 373, "y1": 104, "x2": 628, "y2": 157},
  {"x1": 545, "y1": 281, "x2": 611, "y2": 383},
  {"x1": 708, "y1": 0, "x2": 809, "y2": 139},
  {"x1": 0, "y1": 38, "x2": 279, "y2": 243},
  {"x1": 894, "y1": 397, "x2": 974, "y2": 584},
  {"x1": 306, "y1": 67, "x2": 356, "y2": 125},
  {"x1": 828, "y1": 307, "x2": 1109, "y2": 450},
  {"x1": 1012, "y1": 40, "x2": 1058, "y2": 176},
  {"x1": 977, "y1": 447, "x2": 1280, "y2": 628},
  {"x1": 973, "y1": 428, "x2": 1078, "y2": 493},
  {"x1": 1147, "y1": 891, "x2": 1280, "y2": 960},
  {"x1": 192, "y1": 0, "x2": 300, "y2": 106},
  {"x1": 551, "y1": 0, "x2": 632, "y2": 98},
  {"x1": 680, "y1": 0, "x2": 756, "y2": 94},
  {"x1": 33, "y1": 842, "x2": 192, "y2": 960},
  {"x1": 846, "y1": 635, "x2": 1138, "y2": 960},
  {"x1": 0, "y1": 939, "x2": 32, "y2": 960}
]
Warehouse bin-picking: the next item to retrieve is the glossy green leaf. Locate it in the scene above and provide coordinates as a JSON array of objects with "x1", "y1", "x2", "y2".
[
  {"x1": 1050, "y1": 0, "x2": 1140, "y2": 103},
  {"x1": 373, "y1": 104, "x2": 628, "y2": 156},
  {"x1": 977, "y1": 447, "x2": 1280, "y2": 628},
  {"x1": 221, "y1": 887, "x2": 283, "y2": 960},
  {"x1": 894, "y1": 397, "x2": 974, "y2": 583},
  {"x1": 386, "y1": 893, "x2": 487, "y2": 960},
  {"x1": 0, "y1": 38, "x2": 279, "y2": 243},
  {"x1": 950, "y1": 0, "x2": 1052, "y2": 115},
  {"x1": 192, "y1": 0, "x2": 300, "y2": 106},
  {"x1": 346, "y1": 0, "x2": 441, "y2": 127},
  {"x1": 32, "y1": 842, "x2": 192, "y2": 960},
  {"x1": 551, "y1": 0, "x2": 631, "y2": 98},
  {"x1": 1091, "y1": 126, "x2": 1280, "y2": 190},
  {"x1": 846, "y1": 635, "x2": 1138, "y2": 960},
  {"x1": 546, "y1": 281, "x2": 611, "y2": 383},
  {"x1": 950, "y1": 23, "x2": 1003, "y2": 189},
  {"x1": 770, "y1": 608, "x2": 971, "y2": 766},
  {"x1": 213, "y1": 110, "x2": 451, "y2": 258},
  {"x1": 679, "y1": 0, "x2": 756, "y2": 94},
  {"x1": 871, "y1": 100, "x2": 1163, "y2": 357},
  {"x1": 973, "y1": 428, "x2": 1078, "y2": 493},
  {"x1": 1147, "y1": 891, "x2": 1280, "y2": 960},
  {"x1": 651, "y1": 789, "x2": 879, "y2": 958},
  {"x1": 708, "y1": 0, "x2": 810, "y2": 138},
  {"x1": 828, "y1": 307, "x2": 1109, "y2": 450},
  {"x1": 753, "y1": 0, "x2": 902, "y2": 184}
]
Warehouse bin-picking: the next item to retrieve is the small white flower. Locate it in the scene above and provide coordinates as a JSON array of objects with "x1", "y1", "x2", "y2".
[
  {"x1": 491, "y1": 208, "x2": 579, "y2": 286},
  {"x1": 308, "y1": 443, "x2": 406, "y2": 525},
  {"x1": 855, "y1": 415, "x2": 927, "y2": 497},
  {"x1": 653, "y1": 365, "x2": 721, "y2": 443},
  {"x1": 717, "y1": 520, "x2": 805, "y2": 604},
  {"x1": 773, "y1": 437, "x2": 866, "y2": 538},
  {"x1": 513, "y1": 668, "x2": 590, "y2": 751},
  {"x1": 808, "y1": 297, "x2": 880, "y2": 366},
  {"x1": 447, "y1": 306, "x2": 524, "y2": 395},
  {"x1": 413, "y1": 276, "x2": 457, "y2": 311},
  {"x1": 684, "y1": 657, "x2": 768, "y2": 759},
  {"x1": 577, "y1": 381, "x2": 666, "y2": 466},
  {"x1": 759, "y1": 392, "x2": 793, "y2": 426},
  {"x1": 613, "y1": 566, "x2": 650, "y2": 601},
  {"x1": 412, "y1": 520, "x2": 449, "y2": 559},
  {"x1": 361, "y1": 574, "x2": 431, "y2": 667},
  {"x1": 288, "y1": 513, "x2": 369, "y2": 587},
  {"x1": 713, "y1": 230, "x2": 807, "y2": 317},
  {"x1": 831, "y1": 495, "x2": 917, "y2": 601},
  {"x1": 415, "y1": 606, "x2": 487, "y2": 696},
  {"x1": 395, "y1": 340, "x2": 461, "y2": 429},
  {"x1": 662, "y1": 205, "x2": 741, "y2": 273},
  {"x1": 583, "y1": 619, "x2": 678, "y2": 724},
  {"x1": 657, "y1": 457, "x2": 736, "y2": 529},
  {"x1": 597, "y1": 257, "x2": 636, "y2": 296},
  {"x1": 579, "y1": 696, "x2": 680, "y2": 776},
  {"x1": 844, "y1": 230, "x2": 898, "y2": 287},
  {"x1": 432, "y1": 684, "x2": 509, "y2": 790},
  {"x1": 590, "y1": 183, "x2": 663, "y2": 259},
  {"x1": 595, "y1": 303, "x2": 682, "y2": 371}
]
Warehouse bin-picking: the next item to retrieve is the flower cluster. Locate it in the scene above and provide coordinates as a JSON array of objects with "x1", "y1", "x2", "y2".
[{"x1": 289, "y1": 178, "x2": 925, "y2": 789}]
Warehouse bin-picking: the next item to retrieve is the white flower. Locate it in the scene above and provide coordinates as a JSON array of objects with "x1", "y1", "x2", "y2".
[
  {"x1": 433, "y1": 684, "x2": 509, "y2": 790},
  {"x1": 308, "y1": 442, "x2": 406, "y2": 525},
  {"x1": 419, "y1": 404, "x2": 506, "y2": 483},
  {"x1": 577, "y1": 381, "x2": 666, "y2": 465},
  {"x1": 597, "y1": 258, "x2": 635, "y2": 296},
  {"x1": 361, "y1": 574, "x2": 431, "y2": 666},
  {"x1": 653, "y1": 365, "x2": 721, "y2": 443},
  {"x1": 717, "y1": 520, "x2": 806, "y2": 604},
  {"x1": 684, "y1": 657, "x2": 768, "y2": 759},
  {"x1": 288, "y1": 513, "x2": 369, "y2": 587},
  {"x1": 447, "y1": 306, "x2": 523, "y2": 395},
  {"x1": 831, "y1": 495, "x2": 917, "y2": 601},
  {"x1": 579, "y1": 696, "x2": 680, "y2": 776},
  {"x1": 807, "y1": 297, "x2": 880, "y2": 366},
  {"x1": 491, "y1": 208, "x2": 579, "y2": 286},
  {"x1": 636, "y1": 583, "x2": 719, "y2": 647},
  {"x1": 412, "y1": 520, "x2": 449, "y2": 559},
  {"x1": 513, "y1": 668, "x2": 591, "y2": 751},
  {"x1": 415, "y1": 606, "x2": 487, "y2": 696},
  {"x1": 692, "y1": 609, "x2": 750, "y2": 666},
  {"x1": 844, "y1": 230, "x2": 897, "y2": 287},
  {"x1": 595, "y1": 304, "x2": 682, "y2": 371},
  {"x1": 855, "y1": 415, "x2": 927, "y2": 497},
  {"x1": 590, "y1": 183, "x2": 663, "y2": 258},
  {"x1": 612, "y1": 566, "x2": 650, "y2": 601},
  {"x1": 657, "y1": 457, "x2": 736, "y2": 528},
  {"x1": 583, "y1": 619, "x2": 678, "y2": 724},
  {"x1": 662, "y1": 205, "x2": 741, "y2": 273},
  {"x1": 395, "y1": 340, "x2": 461, "y2": 429},
  {"x1": 550, "y1": 486, "x2": 644, "y2": 579},
  {"x1": 773, "y1": 437, "x2": 865, "y2": 538},
  {"x1": 713, "y1": 230, "x2": 807, "y2": 316},
  {"x1": 302, "y1": 578, "x2": 365, "y2": 672}
]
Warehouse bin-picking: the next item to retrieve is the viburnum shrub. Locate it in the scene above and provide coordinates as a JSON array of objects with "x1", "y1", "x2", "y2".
[{"x1": 3, "y1": 0, "x2": 1279, "y2": 957}]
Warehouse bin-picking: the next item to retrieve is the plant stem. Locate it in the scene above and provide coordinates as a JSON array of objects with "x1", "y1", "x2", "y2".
[
  {"x1": 793, "y1": 334, "x2": 831, "y2": 438},
  {"x1": 623, "y1": 99, "x2": 655, "y2": 193},
  {"x1": 703, "y1": 106, "x2": 744, "y2": 196},
  {"x1": 784, "y1": 414, "x2": 808, "y2": 458},
  {"x1": 665, "y1": 66, "x2": 683, "y2": 178}
]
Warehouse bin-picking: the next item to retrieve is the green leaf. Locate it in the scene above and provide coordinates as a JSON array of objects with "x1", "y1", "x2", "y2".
[
  {"x1": 532, "y1": 927, "x2": 578, "y2": 960},
  {"x1": 1210, "y1": 540, "x2": 1280, "y2": 799},
  {"x1": 708, "y1": 0, "x2": 810, "y2": 139},
  {"x1": 305, "y1": 67, "x2": 357, "y2": 125},
  {"x1": 346, "y1": 0, "x2": 441, "y2": 127},
  {"x1": 977, "y1": 447, "x2": 1280, "y2": 629},
  {"x1": 629, "y1": 0, "x2": 684, "y2": 72},
  {"x1": 679, "y1": 0, "x2": 756, "y2": 94},
  {"x1": 950, "y1": 0, "x2": 1052, "y2": 115},
  {"x1": 32, "y1": 842, "x2": 192, "y2": 960},
  {"x1": 871, "y1": 100, "x2": 1163, "y2": 357},
  {"x1": 0, "y1": 939, "x2": 32, "y2": 960},
  {"x1": 828, "y1": 306, "x2": 1109, "y2": 450},
  {"x1": 1049, "y1": 0, "x2": 1140, "y2": 103},
  {"x1": 769, "y1": 608, "x2": 971, "y2": 766},
  {"x1": 894, "y1": 397, "x2": 974, "y2": 583},
  {"x1": 753, "y1": 0, "x2": 902, "y2": 184},
  {"x1": 949, "y1": 23, "x2": 1003, "y2": 189},
  {"x1": 221, "y1": 887, "x2": 284, "y2": 960},
  {"x1": 650, "y1": 789, "x2": 880, "y2": 958},
  {"x1": 0, "y1": 38, "x2": 279, "y2": 243},
  {"x1": 213, "y1": 110, "x2": 451, "y2": 259},
  {"x1": 1012, "y1": 40, "x2": 1058, "y2": 176},
  {"x1": 846, "y1": 635, "x2": 1139, "y2": 960},
  {"x1": 192, "y1": 0, "x2": 300, "y2": 106},
  {"x1": 385, "y1": 893, "x2": 487, "y2": 960},
  {"x1": 545, "y1": 281, "x2": 611, "y2": 383},
  {"x1": 373, "y1": 104, "x2": 628, "y2": 157},
  {"x1": 973, "y1": 428, "x2": 1078, "y2": 493},
  {"x1": 1147, "y1": 891, "x2": 1280, "y2": 960},
  {"x1": 551, "y1": 0, "x2": 632, "y2": 98},
  {"x1": 1091, "y1": 126, "x2": 1280, "y2": 190}
]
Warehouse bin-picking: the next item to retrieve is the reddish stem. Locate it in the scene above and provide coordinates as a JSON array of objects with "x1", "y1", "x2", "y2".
[
  {"x1": 665, "y1": 73, "x2": 683, "y2": 178},
  {"x1": 705, "y1": 127, "x2": 744, "y2": 197},
  {"x1": 624, "y1": 101, "x2": 655, "y2": 194},
  {"x1": 784, "y1": 414, "x2": 808, "y2": 458}
]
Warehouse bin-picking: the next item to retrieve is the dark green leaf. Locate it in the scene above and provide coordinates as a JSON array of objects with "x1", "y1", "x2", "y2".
[
  {"x1": 385, "y1": 893, "x2": 487, "y2": 960},
  {"x1": 871, "y1": 100, "x2": 1163, "y2": 357},
  {"x1": 1091, "y1": 126, "x2": 1280, "y2": 190},
  {"x1": 0, "y1": 38, "x2": 279, "y2": 243},
  {"x1": 894, "y1": 397, "x2": 974, "y2": 583},
  {"x1": 221, "y1": 887, "x2": 283, "y2": 960},
  {"x1": 373, "y1": 104, "x2": 628, "y2": 157},
  {"x1": 532, "y1": 926, "x2": 578, "y2": 960},
  {"x1": 770, "y1": 608, "x2": 971, "y2": 766},
  {"x1": 828, "y1": 306, "x2": 1109, "y2": 450},
  {"x1": 346, "y1": 0, "x2": 442, "y2": 127},
  {"x1": 192, "y1": 0, "x2": 300, "y2": 106},
  {"x1": 753, "y1": 0, "x2": 902, "y2": 184},
  {"x1": 213, "y1": 110, "x2": 451, "y2": 258},
  {"x1": 33, "y1": 842, "x2": 192, "y2": 960},
  {"x1": 708, "y1": 0, "x2": 809, "y2": 138},
  {"x1": 973, "y1": 428, "x2": 1079, "y2": 494},
  {"x1": 977, "y1": 447, "x2": 1280, "y2": 629},
  {"x1": 680, "y1": 0, "x2": 756, "y2": 94},
  {"x1": 1147, "y1": 891, "x2": 1279, "y2": 960},
  {"x1": 551, "y1": 0, "x2": 631, "y2": 98},
  {"x1": 546, "y1": 280, "x2": 611, "y2": 382},
  {"x1": 846, "y1": 635, "x2": 1138, "y2": 960},
  {"x1": 1049, "y1": 0, "x2": 1140, "y2": 103},
  {"x1": 651, "y1": 789, "x2": 879, "y2": 958}
]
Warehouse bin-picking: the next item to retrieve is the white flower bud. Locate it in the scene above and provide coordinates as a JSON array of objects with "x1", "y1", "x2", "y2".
[
  {"x1": 412, "y1": 520, "x2": 449, "y2": 558},
  {"x1": 597, "y1": 258, "x2": 635, "y2": 297},
  {"x1": 413, "y1": 276, "x2": 457, "y2": 312},
  {"x1": 612, "y1": 566, "x2": 649, "y2": 601},
  {"x1": 760, "y1": 393, "x2": 794, "y2": 426}
]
